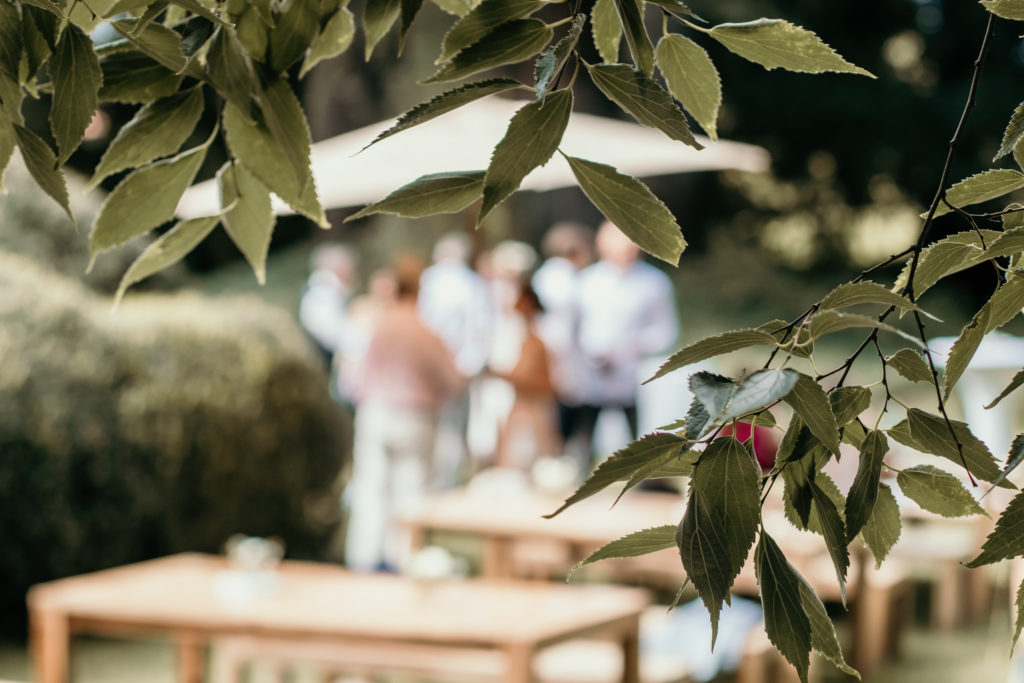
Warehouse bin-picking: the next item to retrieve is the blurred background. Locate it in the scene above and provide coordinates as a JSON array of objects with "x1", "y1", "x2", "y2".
[{"x1": 3, "y1": 0, "x2": 1024, "y2": 681}]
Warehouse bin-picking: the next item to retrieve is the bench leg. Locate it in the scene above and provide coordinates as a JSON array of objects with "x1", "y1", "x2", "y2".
[
  {"x1": 31, "y1": 609, "x2": 68, "y2": 683},
  {"x1": 177, "y1": 631, "x2": 204, "y2": 683}
]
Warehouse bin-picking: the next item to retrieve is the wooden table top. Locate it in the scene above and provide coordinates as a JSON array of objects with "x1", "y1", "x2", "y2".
[{"x1": 27, "y1": 554, "x2": 650, "y2": 647}]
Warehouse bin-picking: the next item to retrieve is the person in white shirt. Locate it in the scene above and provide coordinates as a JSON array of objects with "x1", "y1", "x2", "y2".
[
  {"x1": 298, "y1": 243, "x2": 358, "y2": 366},
  {"x1": 573, "y1": 220, "x2": 680, "y2": 469}
]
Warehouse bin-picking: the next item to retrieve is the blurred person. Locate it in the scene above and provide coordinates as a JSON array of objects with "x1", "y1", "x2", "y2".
[
  {"x1": 573, "y1": 220, "x2": 679, "y2": 470},
  {"x1": 299, "y1": 243, "x2": 358, "y2": 369},
  {"x1": 418, "y1": 232, "x2": 494, "y2": 487},
  {"x1": 332, "y1": 267, "x2": 397, "y2": 406},
  {"x1": 344, "y1": 255, "x2": 464, "y2": 573},
  {"x1": 530, "y1": 221, "x2": 596, "y2": 456}
]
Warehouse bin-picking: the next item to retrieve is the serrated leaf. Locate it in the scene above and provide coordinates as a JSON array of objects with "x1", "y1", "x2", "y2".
[
  {"x1": 398, "y1": 0, "x2": 423, "y2": 53},
  {"x1": 783, "y1": 462, "x2": 841, "y2": 534},
  {"x1": 613, "y1": 0, "x2": 653, "y2": 76},
  {"x1": 569, "y1": 525, "x2": 676, "y2": 578},
  {"x1": 591, "y1": 0, "x2": 620, "y2": 63},
  {"x1": 438, "y1": 0, "x2": 544, "y2": 64},
  {"x1": 656, "y1": 33, "x2": 721, "y2": 140},
  {"x1": 758, "y1": 318, "x2": 813, "y2": 358},
  {"x1": 91, "y1": 131, "x2": 213, "y2": 254},
  {"x1": 88, "y1": 87, "x2": 203, "y2": 189},
  {"x1": 12, "y1": 124, "x2": 73, "y2": 224},
  {"x1": 683, "y1": 393, "x2": 712, "y2": 441},
  {"x1": 982, "y1": 0, "x2": 1024, "y2": 20},
  {"x1": 820, "y1": 280, "x2": 924, "y2": 313},
  {"x1": 299, "y1": 6, "x2": 354, "y2": 77},
  {"x1": 176, "y1": 15, "x2": 216, "y2": 58},
  {"x1": 111, "y1": 19, "x2": 187, "y2": 72},
  {"x1": 755, "y1": 533, "x2": 812, "y2": 682},
  {"x1": 986, "y1": 369, "x2": 1024, "y2": 409},
  {"x1": 944, "y1": 277, "x2": 1024, "y2": 399},
  {"x1": 648, "y1": 448, "x2": 698, "y2": 478},
  {"x1": 21, "y1": 6, "x2": 56, "y2": 85},
  {"x1": 987, "y1": 226, "x2": 1024, "y2": 258},
  {"x1": 783, "y1": 373, "x2": 840, "y2": 456},
  {"x1": 886, "y1": 348, "x2": 933, "y2": 383},
  {"x1": 268, "y1": 0, "x2": 318, "y2": 72},
  {"x1": 534, "y1": 14, "x2": 583, "y2": 99},
  {"x1": 1005, "y1": 206, "x2": 1024, "y2": 230},
  {"x1": 987, "y1": 434, "x2": 1024, "y2": 493},
  {"x1": 892, "y1": 230, "x2": 998, "y2": 297},
  {"x1": 647, "y1": 0, "x2": 700, "y2": 17},
  {"x1": 0, "y1": 122, "x2": 13, "y2": 193},
  {"x1": 98, "y1": 51, "x2": 183, "y2": 103},
  {"x1": 424, "y1": 18, "x2": 552, "y2": 83},
  {"x1": 256, "y1": 74, "x2": 314, "y2": 193},
  {"x1": 564, "y1": 155, "x2": 685, "y2": 265},
  {"x1": 0, "y1": 1, "x2": 22, "y2": 81},
  {"x1": 808, "y1": 310, "x2": 924, "y2": 347},
  {"x1": 797, "y1": 573, "x2": 859, "y2": 678},
  {"x1": 171, "y1": 0, "x2": 228, "y2": 25},
  {"x1": 588, "y1": 63, "x2": 702, "y2": 150},
  {"x1": 845, "y1": 430, "x2": 888, "y2": 543},
  {"x1": 897, "y1": 465, "x2": 987, "y2": 518},
  {"x1": 348, "y1": 170, "x2": 485, "y2": 220},
  {"x1": 49, "y1": 23, "x2": 102, "y2": 165},
  {"x1": 235, "y1": 4, "x2": 268, "y2": 61},
  {"x1": 363, "y1": 0, "x2": 400, "y2": 60},
  {"x1": 906, "y1": 408, "x2": 1006, "y2": 485},
  {"x1": 996, "y1": 101, "x2": 1024, "y2": 161},
  {"x1": 646, "y1": 328, "x2": 778, "y2": 383},
  {"x1": 219, "y1": 161, "x2": 273, "y2": 284},
  {"x1": 861, "y1": 482, "x2": 901, "y2": 568},
  {"x1": 222, "y1": 102, "x2": 327, "y2": 226},
  {"x1": 842, "y1": 420, "x2": 867, "y2": 450},
  {"x1": 206, "y1": 26, "x2": 255, "y2": 113},
  {"x1": 967, "y1": 489, "x2": 1024, "y2": 567},
  {"x1": 363, "y1": 78, "x2": 525, "y2": 150},
  {"x1": 546, "y1": 432, "x2": 685, "y2": 517},
  {"x1": 115, "y1": 215, "x2": 219, "y2": 303},
  {"x1": 430, "y1": 0, "x2": 472, "y2": 16},
  {"x1": 933, "y1": 169, "x2": 1024, "y2": 218},
  {"x1": 479, "y1": 88, "x2": 572, "y2": 221},
  {"x1": 708, "y1": 19, "x2": 873, "y2": 78},
  {"x1": 678, "y1": 437, "x2": 760, "y2": 646},
  {"x1": 719, "y1": 369, "x2": 798, "y2": 422},
  {"x1": 689, "y1": 372, "x2": 734, "y2": 422},
  {"x1": 829, "y1": 386, "x2": 872, "y2": 427},
  {"x1": 809, "y1": 476, "x2": 849, "y2": 605}
]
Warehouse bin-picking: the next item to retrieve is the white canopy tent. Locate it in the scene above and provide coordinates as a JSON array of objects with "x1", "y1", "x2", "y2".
[{"x1": 175, "y1": 95, "x2": 770, "y2": 218}]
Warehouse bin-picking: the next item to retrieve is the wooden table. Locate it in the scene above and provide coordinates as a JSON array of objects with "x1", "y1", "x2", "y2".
[{"x1": 27, "y1": 553, "x2": 650, "y2": 683}]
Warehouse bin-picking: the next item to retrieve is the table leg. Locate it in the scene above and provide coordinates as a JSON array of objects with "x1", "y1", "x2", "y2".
[
  {"x1": 30, "y1": 609, "x2": 68, "y2": 683},
  {"x1": 504, "y1": 643, "x2": 535, "y2": 683},
  {"x1": 482, "y1": 537, "x2": 515, "y2": 580},
  {"x1": 621, "y1": 616, "x2": 640, "y2": 683},
  {"x1": 176, "y1": 631, "x2": 204, "y2": 683}
]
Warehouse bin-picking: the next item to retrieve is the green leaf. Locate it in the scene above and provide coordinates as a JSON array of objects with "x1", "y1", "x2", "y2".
[
  {"x1": 431, "y1": 0, "x2": 472, "y2": 16},
  {"x1": 820, "y1": 280, "x2": 924, "y2": 313},
  {"x1": 647, "y1": 448, "x2": 699, "y2": 478},
  {"x1": 347, "y1": 170, "x2": 485, "y2": 220},
  {"x1": 944, "y1": 277, "x2": 1024, "y2": 399},
  {"x1": 363, "y1": 0, "x2": 400, "y2": 60},
  {"x1": 223, "y1": 102, "x2": 327, "y2": 227},
  {"x1": 995, "y1": 434, "x2": 1024, "y2": 492},
  {"x1": 564, "y1": 155, "x2": 685, "y2": 265},
  {"x1": 906, "y1": 409, "x2": 1006, "y2": 485},
  {"x1": 966, "y1": 490, "x2": 1024, "y2": 567},
  {"x1": 613, "y1": 0, "x2": 654, "y2": 76},
  {"x1": 424, "y1": 19, "x2": 552, "y2": 83},
  {"x1": 569, "y1": 525, "x2": 676, "y2": 578},
  {"x1": 758, "y1": 318, "x2": 813, "y2": 358},
  {"x1": 655, "y1": 33, "x2": 720, "y2": 140},
  {"x1": 176, "y1": 15, "x2": 216, "y2": 58},
  {"x1": 49, "y1": 23, "x2": 102, "y2": 165},
  {"x1": 299, "y1": 6, "x2": 355, "y2": 77},
  {"x1": 21, "y1": 6, "x2": 56, "y2": 85},
  {"x1": 90, "y1": 132, "x2": 213, "y2": 254},
  {"x1": 646, "y1": 328, "x2": 778, "y2": 383},
  {"x1": 362, "y1": 78, "x2": 526, "y2": 150},
  {"x1": 0, "y1": 1, "x2": 22, "y2": 81},
  {"x1": 115, "y1": 215, "x2": 219, "y2": 303},
  {"x1": 219, "y1": 161, "x2": 273, "y2": 284},
  {"x1": 693, "y1": 368, "x2": 798, "y2": 425},
  {"x1": 797, "y1": 573, "x2": 859, "y2": 678},
  {"x1": 886, "y1": 348, "x2": 933, "y2": 383},
  {"x1": 268, "y1": 0, "x2": 319, "y2": 73},
  {"x1": 829, "y1": 386, "x2": 872, "y2": 427},
  {"x1": 170, "y1": 0, "x2": 228, "y2": 25},
  {"x1": 398, "y1": 0, "x2": 424, "y2": 53},
  {"x1": 588, "y1": 63, "x2": 702, "y2": 150},
  {"x1": 683, "y1": 392, "x2": 712, "y2": 441},
  {"x1": 12, "y1": 124, "x2": 73, "y2": 225},
  {"x1": 111, "y1": 19, "x2": 187, "y2": 72},
  {"x1": 755, "y1": 533, "x2": 812, "y2": 683},
  {"x1": 842, "y1": 419, "x2": 867, "y2": 450},
  {"x1": 545, "y1": 432, "x2": 685, "y2": 517},
  {"x1": 438, "y1": 0, "x2": 544, "y2": 64},
  {"x1": 708, "y1": 19, "x2": 874, "y2": 78},
  {"x1": 534, "y1": 14, "x2": 583, "y2": 100},
  {"x1": 1005, "y1": 206, "x2": 1024, "y2": 230},
  {"x1": 996, "y1": 100, "x2": 1024, "y2": 160},
  {"x1": 1014, "y1": 577, "x2": 1024, "y2": 655},
  {"x1": 88, "y1": 86, "x2": 204, "y2": 189},
  {"x1": 591, "y1": 0, "x2": 621, "y2": 63},
  {"x1": 678, "y1": 437, "x2": 760, "y2": 645},
  {"x1": 860, "y1": 482, "x2": 901, "y2": 569},
  {"x1": 982, "y1": 0, "x2": 1024, "y2": 20},
  {"x1": 845, "y1": 430, "x2": 888, "y2": 543},
  {"x1": 808, "y1": 310, "x2": 924, "y2": 347},
  {"x1": 892, "y1": 230, "x2": 1000, "y2": 298},
  {"x1": 987, "y1": 226, "x2": 1024, "y2": 259},
  {"x1": 0, "y1": 122, "x2": 13, "y2": 193},
  {"x1": 479, "y1": 88, "x2": 572, "y2": 221},
  {"x1": 255, "y1": 74, "x2": 314, "y2": 193},
  {"x1": 206, "y1": 26, "x2": 255, "y2": 113},
  {"x1": 646, "y1": 0, "x2": 700, "y2": 18},
  {"x1": 897, "y1": 465, "x2": 987, "y2": 518},
  {"x1": 235, "y1": 4, "x2": 269, "y2": 61},
  {"x1": 933, "y1": 169, "x2": 1024, "y2": 218},
  {"x1": 809, "y1": 476, "x2": 850, "y2": 605},
  {"x1": 98, "y1": 51, "x2": 183, "y2": 103},
  {"x1": 986, "y1": 369, "x2": 1024, "y2": 409},
  {"x1": 783, "y1": 373, "x2": 840, "y2": 456}
]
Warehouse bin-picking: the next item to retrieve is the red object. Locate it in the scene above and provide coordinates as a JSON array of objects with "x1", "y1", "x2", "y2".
[{"x1": 718, "y1": 422, "x2": 779, "y2": 471}]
